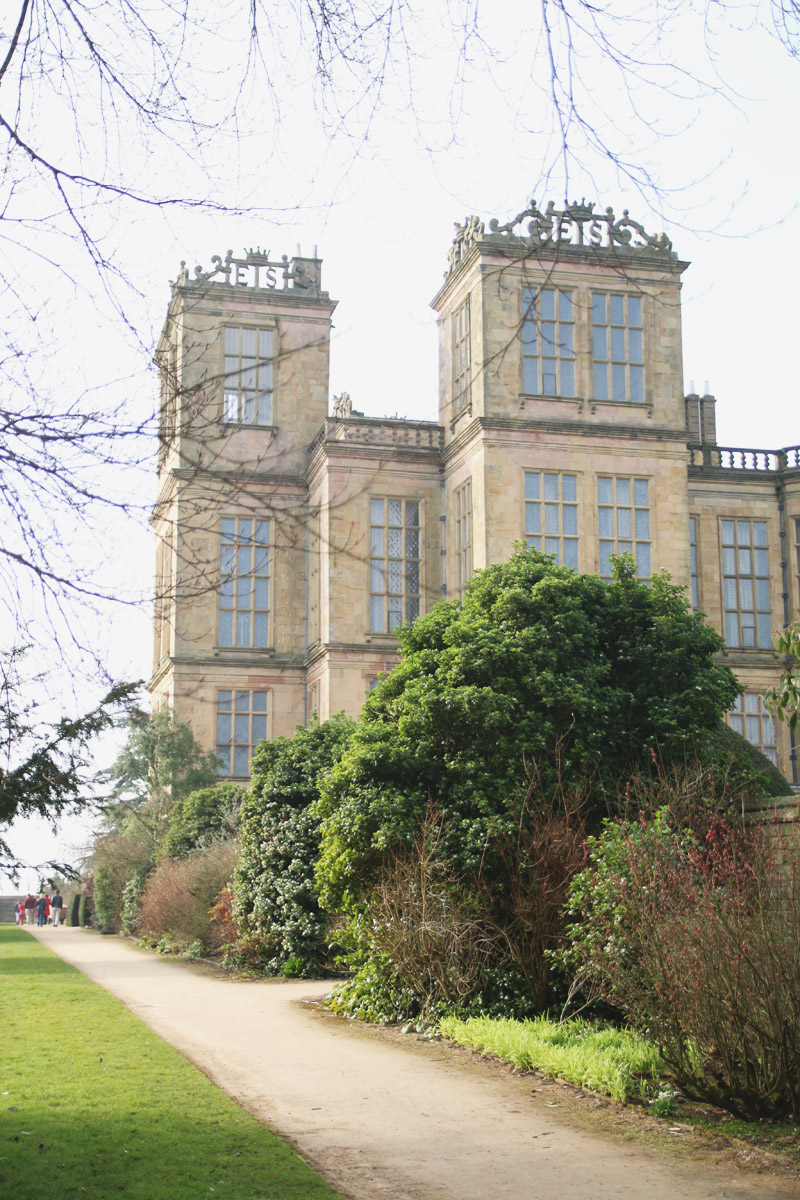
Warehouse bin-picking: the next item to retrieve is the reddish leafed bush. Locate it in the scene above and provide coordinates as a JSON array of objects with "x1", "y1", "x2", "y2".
[
  {"x1": 563, "y1": 813, "x2": 800, "y2": 1120},
  {"x1": 137, "y1": 841, "x2": 237, "y2": 953}
]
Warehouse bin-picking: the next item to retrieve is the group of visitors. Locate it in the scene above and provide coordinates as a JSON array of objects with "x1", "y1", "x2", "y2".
[{"x1": 15, "y1": 891, "x2": 64, "y2": 927}]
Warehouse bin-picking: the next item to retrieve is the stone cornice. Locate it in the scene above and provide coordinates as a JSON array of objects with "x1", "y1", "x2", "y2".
[{"x1": 443, "y1": 415, "x2": 690, "y2": 462}]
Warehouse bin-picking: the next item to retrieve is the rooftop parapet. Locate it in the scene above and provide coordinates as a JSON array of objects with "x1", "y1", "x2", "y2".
[{"x1": 688, "y1": 443, "x2": 800, "y2": 473}]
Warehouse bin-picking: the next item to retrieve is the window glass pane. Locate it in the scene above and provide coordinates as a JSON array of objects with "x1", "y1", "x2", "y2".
[
  {"x1": 545, "y1": 504, "x2": 559, "y2": 534},
  {"x1": 526, "y1": 535, "x2": 541, "y2": 550},
  {"x1": 406, "y1": 597, "x2": 420, "y2": 623},
  {"x1": 610, "y1": 328, "x2": 625, "y2": 360},
  {"x1": 544, "y1": 474, "x2": 559, "y2": 501},
  {"x1": 524, "y1": 473, "x2": 540, "y2": 501},
  {"x1": 628, "y1": 296, "x2": 642, "y2": 326},
  {"x1": 753, "y1": 522, "x2": 768, "y2": 547},
  {"x1": 741, "y1": 621, "x2": 756, "y2": 648},
  {"x1": 628, "y1": 329, "x2": 643, "y2": 363},
  {"x1": 257, "y1": 394, "x2": 271, "y2": 424},
  {"x1": 253, "y1": 612, "x2": 268, "y2": 646},
  {"x1": 725, "y1": 612, "x2": 739, "y2": 645},
  {"x1": 592, "y1": 327, "x2": 607, "y2": 360},
  {"x1": 388, "y1": 561, "x2": 403, "y2": 593},
  {"x1": 722, "y1": 547, "x2": 736, "y2": 574},
  {"x1": 233, "y1": 746, "x2": 250, "y2": 776},
  {"x1": 636, "y1": 544, "x2": 650, "y2": 578},
  {"x1": 737, "y1": 520, "x2": 752, "y2": 545},
  {"x1": 721, "y1": 520, "x2": 735, "y2": 545},
  {"x1": 729, "y1": 713, "x2": 744, "y2": 734},
  {"x1": 523, "y1": 357, "x2": 538, "y2": 394},
  {"x1": 738, "y1": 548, "x2": 752, "y2": 574},
  {"x1": 559, "y1": 291, "x2": 572, "y2": 320},
  {"x1": 560, "y1": 360, "x2": 575, "y2": 397},
  {"x1": 629, "y1": 366, "x2": 644, "y2": 404},
  {"x1": 236, "y1": 612, "x2": 250, "y2": 645},
  {"x1": 563, "y1": 506, "x2": 578, "y2": 535},
  {"x1": 746, "y1": 715, "x2": 760, "y2": 741},
  {"x1": 634, "y1": 479, "x2": 649, "y2": 506},
  {"x1": 406, "y1": 501, "x2": 420, "y2": 527},
  {"x1": 540, "y1": 290, "x2": 555, "y2": 319},
  {"x1": 593, "y1": 364, "x2": 608, "y2": 399},
  {"x1": 617, "y1": 508, "x2": 632, "y2": 538},
  {"x1": 744, "y1": 693, "x2": 760, "y2": 714},
  {"x1": 388, "y1": 604, "x2": 403, "y2": 632},
  {"x1": 597, "y1": 477, "x2": 613, "y2": 504},
  {"x1": 406, "y1": 562, "x2": 420, "y2": 593},
  {"x1": 591, "y1": 294, "x2": 606, "y2": 322},
  {"x1": 252, "y1": 715, "x2": 267, "y2": 744},
  {"x1": 739, "y1": 579, "x2": 754, "y2": 609},
  {"x1": 219, "y1": 612, "x2": 233, "y2": 646},
  {"x1": 599, "y1": 541, "x2": 614, "y2": 575},
  {"x1": 370, "y1": 527, "x2": 384, "y2": 555},
  {"x1": 370, "y1": 499, "x2": 384, "y2": 524},
  {"x1": 564, "y1": 540, "x2": 579, "y2": 570},
  {"x1": 370, "y1": 595, "x2": 384, "y2": 631},
  {"x1": 754, "y1": 548, "x2": 768, "y2": 576},
  {"x1": 542, "y1": 322, "x2": 556, "y2": 353},
  {"x1": 406, "y1": 530, "x2": 420, "y2": 558},
  {"x1": 756, "y1": 579, "x2": 770, "y2": 610},
  {"x1": 724, "y1": 578, "x2": 739, "y2": 608},
  {"x1": 217, "y1": 750, "x2": 230, "y2": 776},
  {"x1": 216, "y1": 714, "x2": 231, "y2": 742},
  {"x1": 370, "y1": 561, "x2": 385, "y2": 590},
  {"x1": 218, "y1": 690, "x2": 232, "y2": 710},
  {"x1": 224, "y1": 327, "x2": 238, "y2": 352},
  {"x1": 388, "y1": 528, "x2": 403, "y2": 556},
  {"x1": 609, "y1": 295, "x2": 624, "y2": 324},
  {"x1": 635, "y1": 509, "x2": 650, "y2": 539},
  {"x1": 542, "y1": 370, "x2": 557, "y2": 396},
  {"x1": 611, "y1": 363, "x2": 626, "y2": 401},
  {"x1": 618, "y1": 540, "x2": 632, "y2": 556},
  {"x1": 616, "y1": 478, "x2": 631, "y2": 505},
  {"x1": 525, "y1": 504, "x2": 541, "y2": 535},
  {"x1": 598, "y1": 508, "x2": 614, "y2": 537},
  {"x1": 562, "y1": 474, "x2": 577, "y2": 502},
  {"x1": 545, "y1": 537, "x2": 560, "y2": 558},
  {"x1": 757, "y1": 614, "x2": 772, "y2": 647}
]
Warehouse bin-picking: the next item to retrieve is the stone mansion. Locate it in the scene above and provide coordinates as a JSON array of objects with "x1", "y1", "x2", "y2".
[{"x1": 150, "y1": 198, "x2": 800, "y2": 785}]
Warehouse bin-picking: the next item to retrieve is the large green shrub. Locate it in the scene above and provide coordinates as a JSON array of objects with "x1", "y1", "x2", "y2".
[
  {"x1": 232, "y1": 715, "x2": 356, "y2": 976},
  {"x1": 160, "y1": 783, "x2": 245, "y2": 859},
  {"x1": 315, "y1": 549, "x2": 740, "y2": 1019}
]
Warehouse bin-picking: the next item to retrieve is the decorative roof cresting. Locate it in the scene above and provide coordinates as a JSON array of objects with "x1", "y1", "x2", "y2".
[
  {"x1": 171, "y1": 247, "x2": 321, "y2": 294},
  {"x1": 447, "y1": 198, "x2": 672, "y2": 274}
]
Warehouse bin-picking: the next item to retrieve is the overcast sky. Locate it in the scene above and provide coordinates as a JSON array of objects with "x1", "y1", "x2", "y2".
[{"x1": 2, "y1": 0, "x2": 798, "y2": 891}]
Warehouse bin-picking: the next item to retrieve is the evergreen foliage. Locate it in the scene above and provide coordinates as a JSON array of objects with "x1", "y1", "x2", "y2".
[
  {"x1": 315, "y1": 549, "x2": 741, "y2": 1018},
  {"x1": 233, "y1": 715, "x2": 356, "y2": 976},
  {"x1": 161, "y1": 783, "x2": 245, "y2": 859}
]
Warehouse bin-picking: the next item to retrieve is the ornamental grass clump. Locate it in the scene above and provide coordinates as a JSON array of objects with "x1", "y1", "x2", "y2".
[
  {"x1": 561, "y1": 813, "x2": 800, "y2": 1120},
  {"x1": 439, "y1": 1014, "x2": 664, "y2": 1105}
]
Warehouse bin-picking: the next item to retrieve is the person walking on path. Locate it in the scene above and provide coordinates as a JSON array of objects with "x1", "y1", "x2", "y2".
[
  {"x1": 24, "y1": 893, "x2": 36, "y2": 925},
  {"x1": 14, "y1": 901, "x2": 24, "y2": 925},
  {"x1": 35, "y1": 894, "x2": 47, "y2": 927},
  {"x1": 50, "y1": 891, "x2": 64, "y2": 927}
]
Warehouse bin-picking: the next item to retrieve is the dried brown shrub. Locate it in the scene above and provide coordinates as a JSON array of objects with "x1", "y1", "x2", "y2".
[{"x1": 137, "y1": 840, "x2": 237, "y2": 952}]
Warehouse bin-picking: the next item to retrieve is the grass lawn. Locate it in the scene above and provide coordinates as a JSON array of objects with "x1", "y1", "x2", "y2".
[{"x1": 0, "y1": 927, "x2": 343, "y2": 1200}]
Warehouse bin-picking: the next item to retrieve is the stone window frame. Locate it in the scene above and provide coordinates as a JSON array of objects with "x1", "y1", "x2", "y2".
[
  {"x1": 216, "y1": 688, "x2": 269, "y2": 777},
  {"x1": 521, "y1": 286, "x2": 575, "y2": 398},
  {"x1": 218, "y1": 517, "x2": 271, "y2": 648},
  {"x1": 524, "y1": 470, "x2": 579, "y2": 570},
  {"x1": 720, "y1": 517, "x2": 771, "y2": 649},
  {"x1": 455, "y1": 478, "x2": 473, "y2": 596},
  {"x1": 369, "y1": 497, "x2": 422, "y2": 633},
  {"x1": 597, "y1": 475, "x2": 651, "y2": 579},
  {"x1": 452, "y1": 297, "x2": 471, "y2": 415},
  {"x1": 728, "y1": 692, "x2": 778, "y2": 766},
  {"x1": 591, "y1": 292, "x2": 644, "y2": 404},
  {"x1": 222, "y1": 324, "x2": 276, "y2": 426},
  {"x1": 689, "y1": 514, "x2": 700, "y2": 612}
]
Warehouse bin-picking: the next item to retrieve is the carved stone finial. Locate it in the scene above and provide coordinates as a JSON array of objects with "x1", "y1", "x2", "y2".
[
  {"x1": 479, "y1": 197, "x2": 673, "y2": 256},
  {"x1": 332, "y1": 392, "x2": 352, "y2": 419}
]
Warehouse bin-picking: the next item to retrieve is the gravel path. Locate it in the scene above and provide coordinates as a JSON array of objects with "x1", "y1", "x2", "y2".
[{"x1": 30, "y1": 926, "x2": 797, "y2": 1200}]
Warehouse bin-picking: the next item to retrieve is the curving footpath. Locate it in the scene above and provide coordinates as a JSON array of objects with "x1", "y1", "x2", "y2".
[{"x1": 30, "y1": 926, "x2": 797, "y2": 1200}]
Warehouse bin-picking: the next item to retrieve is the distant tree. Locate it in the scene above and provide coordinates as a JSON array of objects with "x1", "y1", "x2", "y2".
[
  {"x1": 102, "y1": 709, "x2": 221, "y2": 838},
  {"x1": 0, "y1": 646, "x2": 138, "y2": 875}
]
